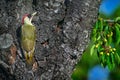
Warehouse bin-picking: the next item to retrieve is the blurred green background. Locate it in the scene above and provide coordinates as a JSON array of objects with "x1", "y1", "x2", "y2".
[{"x1": 71, "y1": 0, "x2": 120, "y2": 80}]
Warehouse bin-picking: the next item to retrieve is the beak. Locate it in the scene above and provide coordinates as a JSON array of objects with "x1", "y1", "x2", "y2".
[{"x1": 30, "y1": 12, "x2": 37, "y2": 22}]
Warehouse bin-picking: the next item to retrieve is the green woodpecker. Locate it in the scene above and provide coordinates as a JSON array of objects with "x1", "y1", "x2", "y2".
[{"x1": 21, "y1": 12, "x2": 37, "y2": 64}]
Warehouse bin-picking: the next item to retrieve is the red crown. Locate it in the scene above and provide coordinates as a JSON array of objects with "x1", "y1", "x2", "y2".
[{"x1": 22, "y1": 14, "x2": 29, "y2": 24}]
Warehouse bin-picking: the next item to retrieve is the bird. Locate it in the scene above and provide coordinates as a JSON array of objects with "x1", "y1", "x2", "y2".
[{"x1": 21, "y1": 12, "x2": 37, "y2": 65}]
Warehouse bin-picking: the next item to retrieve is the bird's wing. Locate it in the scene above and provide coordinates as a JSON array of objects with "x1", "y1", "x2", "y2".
[{"x1": 21, "y1": 24, "x2": 36, "y2": 52}]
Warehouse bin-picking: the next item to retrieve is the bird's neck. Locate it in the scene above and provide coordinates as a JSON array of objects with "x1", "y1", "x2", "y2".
[{"x1": 25, "y1": 21, "x2": 33, "y2": 26}]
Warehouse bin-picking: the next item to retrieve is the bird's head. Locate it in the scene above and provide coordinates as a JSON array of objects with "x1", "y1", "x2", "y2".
[{"x1": 22, "y1": 12, "x2": 37, "y2": 25}]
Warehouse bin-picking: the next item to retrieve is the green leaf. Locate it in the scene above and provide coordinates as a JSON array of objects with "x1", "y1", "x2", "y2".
[
  {"x1": 115, "y1": 24, "x2": 120, "y2": 45},
  {"x1": 111, "y1": 53, "x2": 115, "y2": 68},
  {"x1": 99, "y1": 52, "x2": 106, "y2": 67},
  {"x1": 99, "y1": 18, "x2": 103, "y2": 31},
  {"x1": 111, "y1": 53, "x2": 114, "y2": 63},
  {"x1": 104, "y1": 25, "x2": 109, "y2": 33},
  {"x1": 107, "y1": 35, "x2": 112, "y2": 45},
  {"x1": 91, "y1": 29, "x2": 97, "y2": 42},
  {"x1": 115, "y1": 17, "x2": 120, "y2": 23},
  {"x1": 95, "y1": 20, "x2": 99, "y2": 29},
  {"x1": 97, "y1": 44, "x2": 103, "y2": 52},
  {"x1": 90, "y1": 45, "x2": 95, "y2": 56},
  {"x1": 106, "y1": 56, "x2": 114, "y2": 70},
  {"x1": 115, "y1": 53, "x2": 120, "y2": 64},
  {"x1": 96, "y1": 35, "x2": 101, "y2": 41},
  {"x1": 101, "y1": 54, "x2": 105, "y2": 62}
]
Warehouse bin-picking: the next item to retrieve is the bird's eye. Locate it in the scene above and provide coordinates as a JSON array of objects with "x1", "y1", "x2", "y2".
[{"x1": 28, "y1": 14, "x2": 32, "y2": 19}]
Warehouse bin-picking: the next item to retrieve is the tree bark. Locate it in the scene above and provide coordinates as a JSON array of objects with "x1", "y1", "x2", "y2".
[{"x1": 0, "y1": 0, "x2": 101, "y2": 80}]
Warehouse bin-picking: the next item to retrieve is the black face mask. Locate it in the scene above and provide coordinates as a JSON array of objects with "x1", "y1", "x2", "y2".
[{"x1": 28, "y1": 14, "x2": 32, "y2": 19}]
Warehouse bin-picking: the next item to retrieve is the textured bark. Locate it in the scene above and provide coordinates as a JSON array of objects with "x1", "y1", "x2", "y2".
[{"x1": 0, "y1": 0, "x2": 100, "y2": 80}]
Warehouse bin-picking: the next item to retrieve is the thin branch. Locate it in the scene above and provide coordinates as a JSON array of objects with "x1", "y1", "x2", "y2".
[{"x1": 103, "y1": 20, "x2": 115, "y2": 23}]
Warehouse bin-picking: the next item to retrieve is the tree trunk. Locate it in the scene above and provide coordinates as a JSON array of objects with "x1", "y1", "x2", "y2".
[{"x1": 0, "y1": 0, "x2": 101, "y2": 80}]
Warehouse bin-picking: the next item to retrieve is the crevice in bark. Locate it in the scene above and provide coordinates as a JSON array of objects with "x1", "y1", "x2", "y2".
[{"x1": 0, "y1": 61, "x2": 16, "y2": 80}]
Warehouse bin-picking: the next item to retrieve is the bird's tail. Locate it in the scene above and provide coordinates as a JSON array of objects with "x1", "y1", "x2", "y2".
[{"x1": 25, "y1": 51, "x2": 34, "y2": 65}]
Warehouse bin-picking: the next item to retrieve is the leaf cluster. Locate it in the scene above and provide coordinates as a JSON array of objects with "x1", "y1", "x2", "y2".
[{"x1": 90, "y1": 17, "x2": 120, "y2": 70}]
